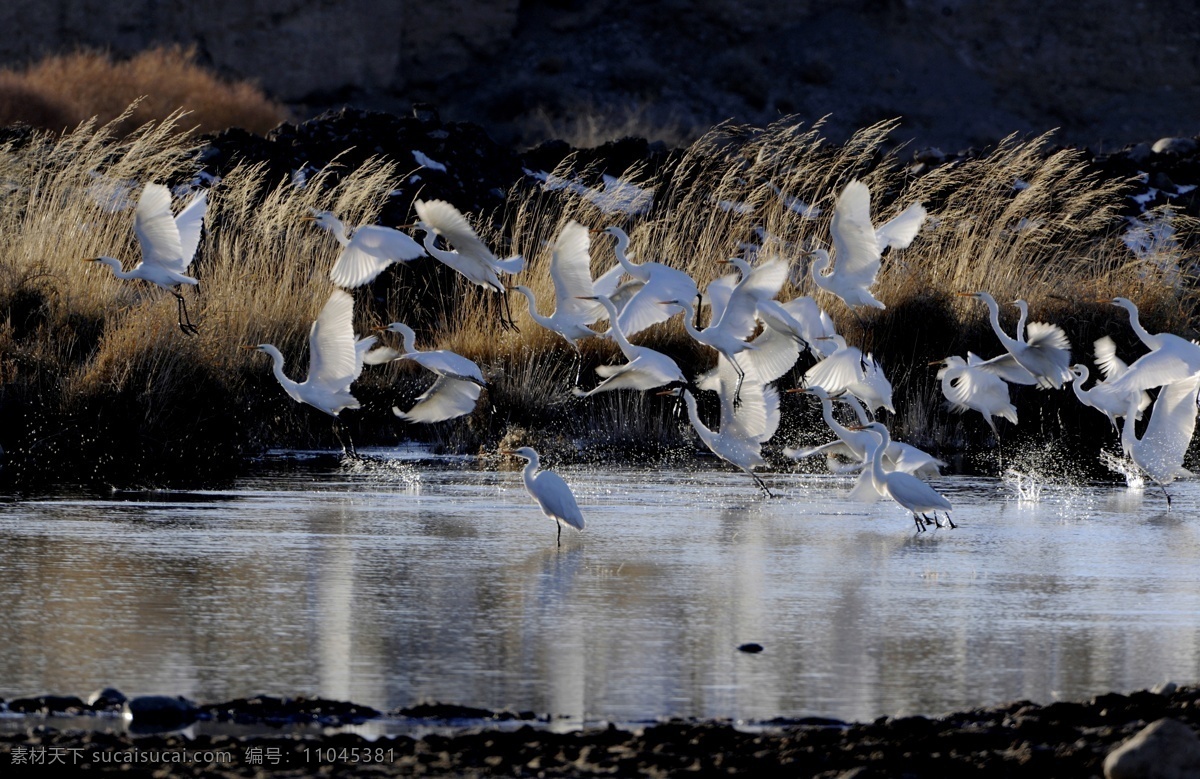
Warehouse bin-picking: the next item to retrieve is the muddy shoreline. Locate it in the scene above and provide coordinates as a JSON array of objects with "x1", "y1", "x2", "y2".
[{"x1": 3, "y1": 686, "x2": 1199, "y2": 776}]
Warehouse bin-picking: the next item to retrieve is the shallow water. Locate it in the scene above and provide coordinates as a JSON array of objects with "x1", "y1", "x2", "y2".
[{"x1": 2, "y1": 445, "x2": 1200, "y2": 727}]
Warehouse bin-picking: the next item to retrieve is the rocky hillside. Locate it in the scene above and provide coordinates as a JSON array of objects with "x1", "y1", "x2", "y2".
[{"x1": 2, "y1": 1, "x2": 1198, "y2": 150}]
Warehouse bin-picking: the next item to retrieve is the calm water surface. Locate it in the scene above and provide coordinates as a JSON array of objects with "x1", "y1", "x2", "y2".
[{"x1": 2, "y1": 446, "x2": 1200, "y2": 726}]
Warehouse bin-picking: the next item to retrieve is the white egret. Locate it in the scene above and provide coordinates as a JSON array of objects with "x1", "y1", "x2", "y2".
[
  {"x1": 803, "y1": 335, "x2": 895, "y2": 415},
  {"x1": 959, "y1": 292, "x2": 1073, "y2": 389},
  {"x1": 754, "y1": 295, "x2": 838, "y2": 357},
  {"x1": 933, "y1": 353, "x2": 1020, "y2": 440},
  {"x1": 1103, "y1": 297, "x2": 1200, "y2": 394},
  {"x1": 1120, "y1": 375, "x2": 1200, "y2": 507},
  {"x1": 663, "y1": 256, "x2": 787, "y2": 405},
  {"x1": 414, "y1": 199, "x2": 525, "y2": 329},
  {"x1": 86, "y1": 182, "x2": 207, "y2": 334},
  {"x1": 245, "y1": 289, "x2": 375, "y2": 453},
  {"x1": 809, "y1": 179, "x2": 926, "y2": 310},
  {"x1": 365, "y1": 322, "x2": 486, "y2": 423},
  {"x1": 785, "y1": 387, "x2": 944, "y2": 481},
  {"x1": 662, "y1": 380, "x2": 778, "y2": 496},
  {"x1": 1069, "y1": 337, "x2": 1151, "y2": 433},
  {"x1": 598, "y1": 225, "x2": 699, "y2": 337},
  {"x1": 511, "y1": 220, "x2": 611, "y2": 382},
  {"x1": 502, "y1": 446, "x2": 585, "y2": 546},
  {"x1": 573, "y1": 295, "x2": 686, "y2": 396},
  {"x1": 857, "y1": 422, "x2": 954, "y2": 531},
  {"x1": 306, "y1": 209, "x2": 426, "y2": 288}
]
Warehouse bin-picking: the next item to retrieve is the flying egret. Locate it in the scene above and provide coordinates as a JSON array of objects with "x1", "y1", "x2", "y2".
[
  {"x1": 662, "y1": 256, "x2": 787, "y2": 405},
  {"x1": 86, "y1": 182, "x2": 207, "y2": 334},
  {"x1": 306, "y1": 209, "x2": 426, "y2": 288},
  {"x1": 857, "y1": 422, "x2": 954, "y2": 531},
  {"x1": 803, "y1": 335, "x2": 895, "y2": 415},
  {"x1": 959, "y1": 292, "x2": 1073, "y2": 389},
  {"x1": 502, "y1": 446, "x2": 585, "y2": 546},
  {"x1": 809, "y1": 179, "x2": 926, "y2": 310},
  {"x1": 414, "y1": 199, "x2": 525, "y2": 330},
  {"x1": 1120, "y1": 375, "x2": 1200, "y2": 507},
  {"x1": 785, "y1": 387, "x2": 944, "y2": 481},
  {"x1": 245, "y1": 289, "x2": 375, "y2": 453},
  {"x1": 1102, "y1": 297, "x2": 1200, "y2": 395},
  {"x1": 932, "y1": 353, "x2": 1020, "y2": 441},
  {"x1": 598, "y1": 225, "x2": 699, "y2": 337},
  {"x1": 572, "y1": 294, "x2": 686, "y2": 397},
  {"x1": 511, "y1": 220, "x2": 611, "y2": 382},
  {"x1": 754, "y1": 295, "x2": 838, "y2": 357},
  {"x1": 365, "y1": 322, "x2": 486, "y2": 423},
  {"x1": 662, "y1": 379, "x2": 778, "y2": 496},
  {"x1": 1069, "y1": 337, "x2": 1151, "y2": 433}
]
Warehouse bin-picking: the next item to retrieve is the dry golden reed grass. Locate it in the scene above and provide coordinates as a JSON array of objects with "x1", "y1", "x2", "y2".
[
  {"x1": 0, "y1": 45, "x2": 288, "y2": 135},
  {"x1": 0, "y1": 107, "x2": 1193, "y2": 484}
]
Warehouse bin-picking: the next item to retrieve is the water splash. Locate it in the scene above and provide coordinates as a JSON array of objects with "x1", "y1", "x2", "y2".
[
  {"x1": 1099, "y1": 449, "x2": 1144, "y2": 490},
  {"x1": 1003, "y1": 469, "x2": 1043, "y2": 501},
  {"x1": 338, "y1": 454, "x2": 422, "y2": 486}
]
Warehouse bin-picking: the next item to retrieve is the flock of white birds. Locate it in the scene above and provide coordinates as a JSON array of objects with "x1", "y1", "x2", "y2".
[{"x1": 87, "y1": 179, "x2": 1200, "y2": 542}]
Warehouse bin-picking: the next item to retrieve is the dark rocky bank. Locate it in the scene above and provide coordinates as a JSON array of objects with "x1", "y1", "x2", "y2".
[{"x1": 4, "y1": 685, "x2": 1200, "y2": 776}]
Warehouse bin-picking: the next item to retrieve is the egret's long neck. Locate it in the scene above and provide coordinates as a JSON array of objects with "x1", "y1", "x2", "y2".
[
  {"x1": 842, "y1": 394, "x2": 871, "y2": 426},
  {"x1": 1124, "y1": 304, "x2": 1157, "y2": 349},
  {"x1": 869, "y1": 430, "x2": 890, "y2": 488},
  {"x1": 1014, "y1": 301, "x2": 1029, "y2": 344},
  {"x1": 261, "y1": 344, "x2": 297, "y2": 394},
  {"x1": 1070, "y1": 366, "x2": 1089, "y2": 405},
  {"x1": 674, "y1": 300, "x2": 705, "y2": 341},
  {"x1": 810, "y1": 250, "x2": 832, "y2": 288},
  {"x1": 612, "y1": 231, "x2": 640, "y2": 275},
  {"x1": 818, "y1": 396, "x2": 849, "y2": 437},
  {"x1": 95, "y1": 256, "x2": 133, "y2": 279},
  {"x1": 983, "y1": 295, "x2": 1015, "y2": 349},
  {"x1": 421, "y1": 230, "x2": 455, "y2": 265},
  {"x1": 330, "y1": 220, "x2": 351, "y2": 247},
  {"x1": 396, "y1": 326, "x2": 419, "y2": 355},
  {"x1": 597, "y1": 296, "x2": 635, "y2": 354},
  {"x1": 514, "y1": 287, "x2": 554, "y2": 328},
  {"x1": 522, "y1": 455, "x2": 540, "y2": 492},
  {"x1": 683, "y1": 390, "x2": 714, "y2": 443}
]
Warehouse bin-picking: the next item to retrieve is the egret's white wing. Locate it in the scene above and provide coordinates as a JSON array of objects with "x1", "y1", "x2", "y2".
[
  {"x1": 1132, "y1": 376, "x2": 1200, "y2": 483},
  {"x1": 307, "y1": 290, "x2": 359, "y2": 389},
  {"x1": 549, "y1": 221, "x2": 602, "y2": 321},
  {"x1": 617, "y1": 269, "x2": 697, "y2": 337},
  {"x1": 804, "y1": 348, "x2": 864, "y2": 396},
  {"x1": 394, "y1": 376, "x2": 482, "y2": 423},
  {"x1": 363, "y1": 345, "x2": 402, "y2": 365},
  {"x1": 874, "y1": 201, "x2": 927, "y2": 250},
  {"x1": 330, "y1": 225, "x2": 425, "y2": 288},
  {"x1": 829, "y1": 180, "x2": 883, "y2": 288},
  {"x1": 1107, "y1": 347, "x2": 1200, "y2": 396},
  {"x1": 414, "y1": 199, "x2": 500, "y2": 265},
  {"x1": 134, "y1": 183, "x2": 185, "y2": 272},
  {"x1": 704, "y1": 273, "x2": 737, "y2": 324},
  {"x1": 734, "y1": 326, "x2": 801, "y2": 385},
  {"x1": 173, "y1": 190, "x2": 207, "y2": 268},
  {"x1": 1093, "y1": 335, "x2": 1128, "y2": 380},
  {"x1": 411, "y1": 349, "x2": 485, "y2": 384},
  {"x1": 1024, "y1": 321, "x2": 1072, "y2": 354},
  {"x1": 716, "y1": 258, "x2": 788, "y2": 341},
  {"x1": 591, "y1": 263, "x2": 628, "y2": 301},
  {"x1": 972, "y1": 352, "x2": 1040, "y2": 385},
  {"x1": 530, "y1": 470, "x2": 585, "y2": 529}
]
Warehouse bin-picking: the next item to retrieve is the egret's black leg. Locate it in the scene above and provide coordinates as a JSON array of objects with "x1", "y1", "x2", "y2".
[
  {"x1": 174, "y1": 291, "x2": 199, "y2": 335},
  {"x1": 752, "y1": 471, "x2": 774, "y2": 498},
  {"x1": 913, "y1": 513, "x2": 925, "y2": 532},
  {"x1": 1163, "y1": 484, "x2": 1173, "y2": 510},
  {"x1": 334, "y1": 420, "x2": 356, "y2": 457},
  {"x1": 556, "y1": 522, "x2": 562, "y2": 548},
  {"x1": 947, "y1": 514, "x2": 957, "y2": 529},
  {"x1": 731, "y1": 358, "x2": 746, "y2": 408}
]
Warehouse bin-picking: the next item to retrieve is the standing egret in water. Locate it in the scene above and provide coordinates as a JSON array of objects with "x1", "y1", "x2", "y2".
[
  {"x1": 86, "y1": 182, "x2": 207, "y2": 334},
  {"x1": 306, "y1": 209, "x2": 426, "y2": 288},
  {"x1": 366, "y1": 322, "x2": 486, "y2": 423},
  {"x1": 245, "y1": 289, "x2": 375, "y2": 453},
  {"x1": 856, "y1": 422, "x2": 954, "y2": 531},
  {"x1": 511, "y1": 220, "x2": 611, "y2": 383},
  {"x1": 598, "y1": 225, "x2": 699, "y2": 337},
  {"x1": 809, "y1": 179, "x2": 926, "y2": 310},
  {"x1": 1119, "y1": 376, "x2": 1200, "y2": 508},
  {"x1": 572, "y1": 295, "x2": 686, "y2": 396},
  {"x1": 414, "y1": 199, "x2": 525, "y2": 329},
  {"x1": 503, "y1": 446, "x2": 585, "y2": 546},
  {"x1": 959, "y1": 292, "x2": 1073, "y2": 389}
]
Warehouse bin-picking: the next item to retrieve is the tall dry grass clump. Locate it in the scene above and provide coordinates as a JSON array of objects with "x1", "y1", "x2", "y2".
[
  {"x1": 1, "y1": 108, "x2": 1194, "y2": 487},
  {"x1": 0, "y1": 46, "x2": 288, "y2": 135}
]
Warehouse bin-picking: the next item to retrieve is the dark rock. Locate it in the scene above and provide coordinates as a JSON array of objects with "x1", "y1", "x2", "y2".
[
  {"x1": 86, "y1": 687, "x2": 127, "y2": 711},
  {"x1": 1152, "y1": 137, "x2": 1198, "y2": 156},
  {"x1": 123, "y1": 695, "x2": 198, "y2": 728},
  {"x1": 738, "y1": 642, "x2": 764, "y2": 653},
  {"x1": 6, "y1": 695, "x2": 88, "y2": 714},
  {"x1": 1104, "y1": 718, "x2": 1200, "y2": 778}
]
